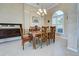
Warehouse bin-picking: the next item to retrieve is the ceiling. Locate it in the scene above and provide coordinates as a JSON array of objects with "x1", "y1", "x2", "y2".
[{"x1": 27, "y1": 3, "x2": 58, "y2": 10}]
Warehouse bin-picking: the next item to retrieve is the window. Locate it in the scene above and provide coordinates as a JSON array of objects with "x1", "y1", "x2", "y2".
[{"x1": 52, "y1": 10, "x2": 64, "y2": 34}]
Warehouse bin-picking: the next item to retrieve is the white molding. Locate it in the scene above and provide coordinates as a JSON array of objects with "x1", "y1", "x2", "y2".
[
  {"x1": 0, "y1": 36, "x2": 21, "y2": 44},
  {"x1": 27, "y1": 3, "x2": 59, "y2": 11},
  {"x1": 67, "y1": 47, "x2": 78, "y2": 52},
  {"x1": 60, "y1": 36, "x2": 67, "y2": 40},
  {"x1": 47, "y1": 3, "x2": 59, "y2": 10},
  {"x1": 56, "y1": 34, "x2": 67, "y2": 40}
]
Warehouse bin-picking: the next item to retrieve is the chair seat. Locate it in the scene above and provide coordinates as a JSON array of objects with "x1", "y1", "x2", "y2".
[
  {"x1": 23, "y1": 35, "x2": 30, "y2": 39},
  {"x1": 22, "y1": 34, "x2": 33, "y2": 43}
]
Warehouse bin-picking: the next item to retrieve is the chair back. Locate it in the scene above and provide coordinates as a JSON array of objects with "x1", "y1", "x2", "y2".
[
  {"x1": 42, "y1": 26, "x2": 49, "y2": 33},
  {"x1": 29, "y1": 26, "x2": 40, "y2": 32},
  {"x1": 50, "y1": 26, "x2": 56, "y2": 33},
  {"x1": 49, "y1": 26, "x2": 56, "y2": 40},
  {"x1": 41, "y1": 26, "x2": 49, "y2": 42}
]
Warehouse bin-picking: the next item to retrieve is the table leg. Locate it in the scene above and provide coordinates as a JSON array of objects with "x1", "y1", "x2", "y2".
[
  {"x1": 53, "y1": 38, "x2": 55, "y2": 43},
  {"x1": 32, "y1": 37, "x2": 36, "y2": 49}
]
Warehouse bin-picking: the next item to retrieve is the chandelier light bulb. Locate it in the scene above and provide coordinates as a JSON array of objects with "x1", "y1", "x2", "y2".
[
  {"x1": 37, "y1": 11, "x2": 40, "y2": 15},
  {"x1": 42, "y1": 13, "x2": 44, "y2": 16},
  {"x1": 38, "y1": 9, "x2": 43, "y2": 13},
  {"x1": 43, "y1": 9, "x2": 47, "y2": 15},
  {"x1": 37, "y1": 8, "x2": 47, "y2": 16}
]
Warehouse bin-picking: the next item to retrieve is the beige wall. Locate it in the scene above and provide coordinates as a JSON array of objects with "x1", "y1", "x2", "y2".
[
  {"x1": 0, "y1": 3, "x2": 44, "y2": 32},
  {"x1": 45, "y1": 4, "x2": 75, "y2": 37},
  {"x1": 77, "y1": 4, "x2": 79, "y2": 50},
  {"x1": 45, "y1": 3, "x2": 78, "y2": 52},
  {"x1": 24, "y1": 4, "x2": 44, "y2": 30},
  {"x1": 0, "y1": 3, "x2": 23, "y2": 24}
]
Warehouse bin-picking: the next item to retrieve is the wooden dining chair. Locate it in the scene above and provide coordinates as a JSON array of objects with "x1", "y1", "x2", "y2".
[
  {"x1": 32, "y1": 31, "x2": 42, "y2": 49},
  {"x1": 49, "y1": 26, "x2": 56, "y2": 43},
  {"x1": 22, "y1": 34, "x2": 33, "y2": 50},
  {"x1": 40, "y1": 26, "x2": 49, "y2": 47},
  {"x1": 20, "y1": 25, "x2": 33, "y2": 50},
  {"x1": 42, "y1": 26, "x2": 49, "y2": 33},
  {"x1": 29, "y1": 26, "x2": 41, "y2": 49},
  {"x1": 29, "y1": 26, "x2": 40, "y2": 32}
]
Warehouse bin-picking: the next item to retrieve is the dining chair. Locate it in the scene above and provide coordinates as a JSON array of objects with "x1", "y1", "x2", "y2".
[
  {"x1": 49, "y1": 26, "x2": 56, "y2": 43},
  {"x1": 29, "y1": 26, "x2": 40, "y2": 32},
  {"x1": 20, "y1": 25, "x2": 33, "y2": 50},
  {"x1": 40, "y1": 26, "x2": 49, "y2": 48},
  {"x1": 22, "y1": 34, "x2": 33, "y2": 50},
  {"x1": 29, "y1": 26, "x2": 41, "y2": 49}
]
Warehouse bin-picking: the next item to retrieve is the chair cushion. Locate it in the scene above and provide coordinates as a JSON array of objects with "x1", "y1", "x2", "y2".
[{"x1": 23, "y1": 34, "x2": 33, "y2": 40}]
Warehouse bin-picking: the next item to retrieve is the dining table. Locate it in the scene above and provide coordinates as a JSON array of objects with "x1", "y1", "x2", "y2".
[
  {"x1": 31, "y1": 31, "x2": 42, "y2": 49},
  {"x1": 31, "y1": 30, "x2": 52, "y2": 49},
  {"x1": 30, "y1": 29, "x2": 55, "y2": 49}
]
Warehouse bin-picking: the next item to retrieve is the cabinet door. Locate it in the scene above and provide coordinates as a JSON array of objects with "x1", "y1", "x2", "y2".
[{"x1": 0, "y1": 29, "x2": 21, "y2": 39}]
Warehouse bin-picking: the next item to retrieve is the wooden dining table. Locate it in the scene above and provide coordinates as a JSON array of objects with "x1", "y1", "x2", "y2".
[
  {"x1": 31, "y1": 29, "x2": 55, "y2": 49},
  {"x1": 31, "y1": 31, "x2": 42, "y2": 49},
  {"x1": 31, "y1": 31, "x2": 51, "y2": 49}
]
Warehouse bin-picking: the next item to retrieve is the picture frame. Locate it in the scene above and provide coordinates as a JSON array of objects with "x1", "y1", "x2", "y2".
[{"x1": 32, "y1": 16, "x2": 39, "y2": 23}]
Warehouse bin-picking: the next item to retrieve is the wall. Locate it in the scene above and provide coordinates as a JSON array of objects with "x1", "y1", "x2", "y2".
[
  {"x1": 45, "y1": 3, "x2": 78, "y2": 52},
  {"x1": 24, "y1": 4, "x2": 44, "y2": 31},
  {"x1": 77, "y1": 4, "x2": 79, "y2": 50},
  {"x1": 0, "y1": 3, "x2": 45, "y2": 32},
  {"x1": 45, "y1": 4, "x2": 72, "y2": 38},
  {"x1": 0, "y1": 3, "x2": 23, "y2": 24}
]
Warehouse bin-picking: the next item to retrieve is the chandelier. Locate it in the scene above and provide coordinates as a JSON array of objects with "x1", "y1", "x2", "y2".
[{"x1": 37, "y1": 8, "x2": 47, "y2": 16}]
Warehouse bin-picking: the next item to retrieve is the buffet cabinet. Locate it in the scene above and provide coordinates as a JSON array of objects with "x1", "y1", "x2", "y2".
[
  {"x1": 0, "y1": 29, "x2": 21, "y2": 39},
  {"x1": 0, "y1": 23, "x2": 22, "y2": 39}
]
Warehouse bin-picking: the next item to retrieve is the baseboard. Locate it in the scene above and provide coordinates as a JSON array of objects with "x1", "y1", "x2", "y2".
[
  {"x1": 56, "y1": 35, "x2": 67, "y2": 40},
  {"x1": 61, "y1": 36, "x2": 67, "y2": 40},
  {"x1": 0, "y1": 36, "x2": 21, "y2": 44},
  {"x1": 67, "y1": 47, "x2": 78, "y2": 52}
]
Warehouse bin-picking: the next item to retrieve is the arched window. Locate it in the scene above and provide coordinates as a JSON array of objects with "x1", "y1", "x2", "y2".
[{"x1": 52, "y1": 10, "x2": 64, "y2": 34}]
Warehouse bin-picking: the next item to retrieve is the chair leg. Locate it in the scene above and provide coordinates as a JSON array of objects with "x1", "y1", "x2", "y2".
[
  {"x1": 50, "y1": 39, "x2": 52, "y2": 43},
  {"x1": 53, "y1": 34, "x2": 55, "y2": 43},
  {"x1": 46, "y1": 39, "x2": 49, "y2": 46},
  {"x1": 22, "y1": 42, "x2": 24, "y2": 50},
  {"x1": 48, "y1": 39, "x2": 50, "y2": 45},
  {"x1": 23, "y1": 44, "x2": 24, "y2": 50},
  {"x1": 40, "y1": 39, "x2": 42, "y2": 48},
  {"x1": 32, "y1": 37, "x2": 36, "y2": 49},
  {"x1": 22, "y1": 40, "x2": 24, "y2": 50},
  {"x1": 53, "y1": 39, "x2": 55, "y2": 43}
]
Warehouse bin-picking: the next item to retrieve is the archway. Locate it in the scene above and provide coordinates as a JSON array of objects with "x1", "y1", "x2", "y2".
[{"x1": 52, "y1": 10, "x2": 64, "y2": 34}]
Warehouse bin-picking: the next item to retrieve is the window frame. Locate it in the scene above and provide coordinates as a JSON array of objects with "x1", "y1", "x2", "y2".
[{"x1": 52, "y1": 12, "x2": 64, "y2": 34}]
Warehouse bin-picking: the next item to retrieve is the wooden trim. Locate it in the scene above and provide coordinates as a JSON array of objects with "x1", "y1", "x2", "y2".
[
  {"x1": 19, "y1": 24, "x2": 23, "y2": 40},
  {"x1": 0, "y1": 23, "x2": 21, "y2": 25},
  {"x1": 0, "y1": 23, "x2": 22, "y2": 39}
]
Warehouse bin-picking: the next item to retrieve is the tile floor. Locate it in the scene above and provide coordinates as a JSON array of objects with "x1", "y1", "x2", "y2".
[{"x1": 0, "y1": 36, "x2": 79, "y2": 56}]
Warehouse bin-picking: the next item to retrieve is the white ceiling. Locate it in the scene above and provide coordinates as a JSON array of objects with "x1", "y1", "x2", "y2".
[{"x1": 27, "y1": 3, "x2": 58, "y2": 10}]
